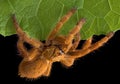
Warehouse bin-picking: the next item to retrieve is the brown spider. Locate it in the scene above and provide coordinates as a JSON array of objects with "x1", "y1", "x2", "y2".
[{"x1": 12, "y1": 9, "x2": 114, "y2": 79}]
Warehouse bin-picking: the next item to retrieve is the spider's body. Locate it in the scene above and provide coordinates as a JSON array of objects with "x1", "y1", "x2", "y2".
[
  {"x1": 18, "y1": 35, "x2": 74, "y2": 78},
  {"x1": 41, "y1": 45, "x2": 63, "y2": 60},
  {"x1": 19, "y1": 43, "x2": 65, "y2": 78},
  {"x1": 12, "y1": 9, "x2": 114, "y2": 79}
]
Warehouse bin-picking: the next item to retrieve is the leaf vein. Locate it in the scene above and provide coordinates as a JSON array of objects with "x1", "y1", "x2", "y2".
[
  {"x1": 35, "y1": 0, "x2": 42, "y2": 16},
  {"x1": 7, "y1": 0, "x2": 15, "y2": 13}
]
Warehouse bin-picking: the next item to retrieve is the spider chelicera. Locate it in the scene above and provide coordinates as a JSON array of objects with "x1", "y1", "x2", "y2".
[{"x1": 12, "y1": 8, "x2": 114, "y2": 79}]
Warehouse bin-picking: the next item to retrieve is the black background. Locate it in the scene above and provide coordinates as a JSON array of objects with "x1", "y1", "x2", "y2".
[{"x1": 1, "y1": 30, "x2": 120, "y2": 83}]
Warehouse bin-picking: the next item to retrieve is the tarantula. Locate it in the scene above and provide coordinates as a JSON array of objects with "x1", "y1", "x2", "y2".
[{"x1": 12, "y1": 8, "x2": 114, "y2": 79}]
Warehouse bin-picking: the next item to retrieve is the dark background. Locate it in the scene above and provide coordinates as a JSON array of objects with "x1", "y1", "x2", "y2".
[{"x1": 1, "y1": 30, "x2": 120, "y2": 83}]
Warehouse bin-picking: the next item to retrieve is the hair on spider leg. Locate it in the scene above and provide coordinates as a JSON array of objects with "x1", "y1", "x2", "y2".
[{"x1": 87, "y1": 33, "x2": 114, "y2": 55}]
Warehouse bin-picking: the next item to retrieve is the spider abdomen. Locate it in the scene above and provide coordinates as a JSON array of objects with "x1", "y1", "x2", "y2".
[{"x1": 18, "y1": 58, "x2": 49, "y2": 79}]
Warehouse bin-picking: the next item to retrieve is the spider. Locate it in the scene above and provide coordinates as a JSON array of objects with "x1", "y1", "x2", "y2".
[{"x1": 12, "y1": 8, "x2": 114, "y2": 79}]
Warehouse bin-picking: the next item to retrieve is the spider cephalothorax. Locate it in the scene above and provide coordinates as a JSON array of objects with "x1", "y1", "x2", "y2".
[{"x1": 12, "y1": 8, "x2": 114, "y2": 79}]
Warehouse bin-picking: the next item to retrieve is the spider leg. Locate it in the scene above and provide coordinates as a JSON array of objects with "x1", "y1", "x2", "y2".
[
  {"x1": 60, "y1": 32, "x2": 81, "y2": 67},
  {"x1": 61, "y1": 55, "x2": 75, "y2": 67},
  {"x1": 17, "y1": 36, "x2": 40, "y2": 58},
  {"x1": 43, "y1": 62, "x2": 52, "y2": 76},
  {"x1": 12, "y1": 15, "x2": 43, "y2": 48},
  {"x1": 61, "y1": 31, "x2": 90, "y2": 67},
  {"x1": 81, "y1": 37, "x2": 92, "y2": 50},
  {"x1": 65, "y1": 19, "x2": 85, "y2": 44},
  {"x1": 60, "y1": 37, "x2": 92, "y2": 67},
  {"x1": 63, "y1": 19, "x2": 85, "y2": 53},
  {"x1": 17, "y1": 39, "x2": 28, "y2": 57},
  {"x1": 46, "y1": 9, "x2": 77, "y2": 45},
  {"x1": 24, "y1": 48, "x2": 40, "y2": 61},
  {"x1": 69, "y1": 32, "x2": 80, "y2": 51},
  {"x1": 66, "y1": 32, "x2": 114, "y2": 59},
  {"x1": 86, "y1": 32, "x2": 114, "y2": 52}
]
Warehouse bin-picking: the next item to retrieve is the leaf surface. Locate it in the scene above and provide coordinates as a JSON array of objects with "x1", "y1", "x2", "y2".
[{"x1": 0, "y1": 0, "x2": 120, "y2": 40}]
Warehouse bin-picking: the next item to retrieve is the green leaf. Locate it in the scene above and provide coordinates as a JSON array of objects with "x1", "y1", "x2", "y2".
[{"x1": 0, "y1": 0, "x2": 120, "y2": 40}]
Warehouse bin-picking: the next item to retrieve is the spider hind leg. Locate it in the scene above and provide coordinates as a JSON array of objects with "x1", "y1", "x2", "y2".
[
  {"x1": 12, "y1": 15, "x2": 42, "y2": 48},
  {"x1": 12, "y1": 15, "x2": 43, "y2": 58},
  {"x1": 67, "y1": 32, "x2": 114, "y2": 59}
]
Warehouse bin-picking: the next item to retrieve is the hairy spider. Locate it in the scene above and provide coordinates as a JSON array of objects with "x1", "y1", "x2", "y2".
[{"x1": 12, "y1": 9, "x2": 114, "y2": 79}]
